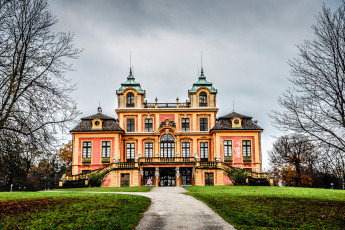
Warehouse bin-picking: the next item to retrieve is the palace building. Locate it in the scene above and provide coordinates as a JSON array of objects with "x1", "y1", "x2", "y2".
[{"x1": 61, "y1": 67, "x2": 266, "y2": 187}]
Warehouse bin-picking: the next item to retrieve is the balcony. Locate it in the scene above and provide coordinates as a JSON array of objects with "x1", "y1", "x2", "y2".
[
  {"x1": 139, "y1": 157, "x2": 195, "y2": 165},
  {"x1": 197, "y1": 161, "x2": 218, "y2": 168}
]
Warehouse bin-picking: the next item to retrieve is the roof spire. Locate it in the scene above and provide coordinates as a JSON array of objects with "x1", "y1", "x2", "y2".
[
  {"x1": 233, "y1": 99, "x2": 235, "y2": 112},
  {"x1": 201, "y1": 51, "x2": 203, "y2": 74}
]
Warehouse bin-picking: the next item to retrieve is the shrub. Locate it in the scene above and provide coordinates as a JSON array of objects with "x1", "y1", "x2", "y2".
[
  {"x1": 88, "y1": 172, "x2": 107, "y2": 187},
  {"x1": 230, "y1": 169, "x2": 248, "y2": 185}
]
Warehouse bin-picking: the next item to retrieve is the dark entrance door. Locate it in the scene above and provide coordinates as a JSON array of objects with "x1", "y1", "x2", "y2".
[
  {"x1": 160, "y1": 168, "x2": 175, "y2": 186},
  {"x1": 205, "y1": 172, "x2": 214, "y2": 186},
  {"x1": 143, "y1": 169, "x2": 154, "y2": 186},
  {"x1": 121, "y1": 173, "x2": 130, "y2": 187},
  {"x1": 182, "y1": 168, "x2": 192, "y2": 186}
]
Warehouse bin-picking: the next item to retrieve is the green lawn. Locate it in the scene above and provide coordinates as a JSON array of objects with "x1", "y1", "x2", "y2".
[
  {"x1": 0, "y1": 191, "x2": 150, "y2": 229},
  {"x1": 55, "y1": 186, "x2": 152, "y2": 192},
  {"x1": 185, "y1": 186, "x2": 345, "y2": 229}
]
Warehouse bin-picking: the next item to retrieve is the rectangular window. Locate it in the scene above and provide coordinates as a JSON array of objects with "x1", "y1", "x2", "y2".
[
  {"x1": 127, "y1": 118, "x2": 135, "y2": 132},
  {"x1": 102, "y1": 141, "x2": 111, "y2": 158},
  {"x1": 182, "y1": 142, "x2": 190, "y2": 157},
  {"x1": 126, "y1": 143, "x2": 135, "y2": 162},
  {"x1": 224, "y1": 140, "x2": 232, "y2": 157},
  {"x1": 182, "y1": 118, "x2": 190, "y2": 131},
  {"x1": 145, "y1": 118, "x2": 153, "y2": 132},
  {"x1": 145, "y1": 143, "x2": 153, "y2": 158},
  {"x1": 200, "y1": 118, "x2": 208, "y2": 131},
  {"x1": 242, "y1": 140, "x2": 251, "y2": 156},
  {"x1": 200, "y1": 142, "x2": 208, "y2": 161},
  {"x1": 82, "y1": 142, "x2": 91, "y2": 158}
]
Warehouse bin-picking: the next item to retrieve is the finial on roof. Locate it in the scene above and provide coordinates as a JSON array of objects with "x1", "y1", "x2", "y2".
[
  {"x1": 201, "y1": 51, "x2": 202, "y2": 68},
  {"x1": 98, "y1": 105, "x2": 102, "y2": 114},
  {"x1": 233, "y1": 99, "x2": 235, "y2": 112}
]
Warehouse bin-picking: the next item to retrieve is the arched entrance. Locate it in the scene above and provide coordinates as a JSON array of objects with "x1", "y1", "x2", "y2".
[{"x1": 160, "y1": 168, "x2": 176, "y2": 186}]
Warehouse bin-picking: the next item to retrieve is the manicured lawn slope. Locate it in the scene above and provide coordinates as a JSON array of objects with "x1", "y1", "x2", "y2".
[
  {"x1": 56, "y1": 186, "x2": 152, "y2": 192},
  {"x1": 185, "y1": 186, "x2": 345, "y2": 229},
  {"x1": 0, "y1": 192, "x2": 150, "y2": 229}
]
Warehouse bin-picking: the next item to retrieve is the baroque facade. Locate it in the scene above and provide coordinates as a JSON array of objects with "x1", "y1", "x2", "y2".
[{"x1": 65, "y1": 68, "x2": 264, "y2": 187}]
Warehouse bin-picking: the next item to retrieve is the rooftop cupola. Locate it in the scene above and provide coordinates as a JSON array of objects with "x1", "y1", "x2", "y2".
[
  {"x1": 116, "y1": 68, "x2": 146, "y2": 108},
  {"x1": 188, "y1": 67, "x2": 217, "y2": 94},
  {"x1": 188, "y1": 68, "x2": 217, "y2": 107},
  {"x1": 116, "y1": 67, "x2": 145, "y2": 94}
]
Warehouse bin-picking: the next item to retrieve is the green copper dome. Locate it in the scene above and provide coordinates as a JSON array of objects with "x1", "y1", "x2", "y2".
[
  {"x1": 116, "y1": 68, "x2": 145, "y2": 94},
  {"x1": 188, "y1": 68, "x2": 217, "y2": 94}
]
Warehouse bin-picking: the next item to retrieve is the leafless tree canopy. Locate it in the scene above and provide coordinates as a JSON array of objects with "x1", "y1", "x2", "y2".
[
  {"x1": 0, "y1": 0, "x2": 81, "y2": 189},
  {"x1": 271, "y1": 3, "x2": 345, "y2": 154}
]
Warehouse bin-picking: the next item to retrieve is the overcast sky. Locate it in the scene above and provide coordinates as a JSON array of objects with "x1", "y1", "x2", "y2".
[{"x1": 49, "y1": 0, "x2": 342, "y2": 170}]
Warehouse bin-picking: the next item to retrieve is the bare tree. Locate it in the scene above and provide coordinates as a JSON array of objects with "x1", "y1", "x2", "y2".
[
  {"x1": 271, "y1": 3, "x2": 345, "y2": 184},
  {"x1": 269, "y1": 135, "x2": 317, "y2": 187},
  {"x1": 0, "y1": 0, "x2": 81, "y2": 189}
]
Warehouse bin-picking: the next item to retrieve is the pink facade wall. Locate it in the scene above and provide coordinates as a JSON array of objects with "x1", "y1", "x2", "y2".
[
  {"x1": 77, "y1": 137, "x2": 115, "y2": 174},
  {"x1": 102, "y1": 173, "x2": 112, "y2": 187},
  {"x1": 160, "y1": 114, "x2": 175, "y2": 123}
]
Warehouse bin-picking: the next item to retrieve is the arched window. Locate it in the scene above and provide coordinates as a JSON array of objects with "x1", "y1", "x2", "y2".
[
  {"x1": 199, "y1": 92, "x2": 207, "y2": 107},
  {"x1": 126, "y1": 92, "x2": 134, "y2": 107},
  {"x1": 160, "y1": 134, "x2": 174, "y2": 157}
]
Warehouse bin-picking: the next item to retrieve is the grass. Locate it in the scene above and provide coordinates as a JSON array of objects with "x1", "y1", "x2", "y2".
[
  {"x1": 55, "y1": 186, "x2": 152, "y2": 192},
  {"x1": 185, "y1": 186, "x2": 345, "y2": 229},
  {"x1": 0, "y1": 191, "x2": 150, "y2": 229}
]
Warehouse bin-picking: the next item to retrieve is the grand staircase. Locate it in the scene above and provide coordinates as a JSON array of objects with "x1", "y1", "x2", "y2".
[{"x1": 59, "y1": 158, "x2": 273, "y2": 188}]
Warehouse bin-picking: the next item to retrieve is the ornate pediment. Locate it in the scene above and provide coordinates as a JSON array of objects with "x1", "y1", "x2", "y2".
[{"x1": 159, "y1": 119, "x2": 176, "y2": 128}]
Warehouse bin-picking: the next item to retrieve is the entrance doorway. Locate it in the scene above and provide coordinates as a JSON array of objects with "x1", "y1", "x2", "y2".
[
  {"x1": 160, "y1": 168, "x2": 175, "y2": 186},
  {"x1": 143, "y1": 168, "x2": 154, "y2": 186},
  {"x1": 121, "y1": 173, "x2": 130, "y2": 187},
  {"x1": 205, "y1": 172, "x2": 214, "y2": 186},
  {"x1": 182, "y1": 168, "x2": 192, "y2": 186}
]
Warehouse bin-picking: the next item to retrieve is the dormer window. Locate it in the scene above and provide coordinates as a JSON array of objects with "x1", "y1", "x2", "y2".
[
  {"x1": 232, "y1": 117, "x2": 242, "y2": 129},
  {"x1": 126, "y1": 92, "x2": 134, "y2": 107},
  {"x1": 92, "y1": 119, "x2": 102, "y2": 130},
  {"x1": 199, "y1": 92, "x2": 207, "y2": 107}
]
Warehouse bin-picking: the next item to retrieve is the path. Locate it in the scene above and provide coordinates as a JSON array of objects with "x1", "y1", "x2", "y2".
[
  {"x1": 117, "y1": 187, "x2": 236, "y2": 230},
  {"x1": 45, "y1": 187, "x2": 236, "y2": 230}
]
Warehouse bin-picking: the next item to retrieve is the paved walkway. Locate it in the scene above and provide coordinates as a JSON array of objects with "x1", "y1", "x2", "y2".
[
  {"x1": 117, "y1": 187, "x2": 236, "y2": 230},
  {"x1": 45, "y1": 187, "x2": 236, "y2": 230}
]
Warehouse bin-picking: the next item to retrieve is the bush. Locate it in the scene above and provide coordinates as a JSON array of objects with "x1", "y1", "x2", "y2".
[
  {"x1": 230, "y1": 169, "x2": 248, "y2": 185},
  {"x1": 88, "y1": 172, "x2": 107, "y2": 187}
]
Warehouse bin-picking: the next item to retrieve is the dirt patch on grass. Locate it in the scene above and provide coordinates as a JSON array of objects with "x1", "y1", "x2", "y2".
[{"x1": 0, "y1": 198, "x2": 68, "y2": 216}]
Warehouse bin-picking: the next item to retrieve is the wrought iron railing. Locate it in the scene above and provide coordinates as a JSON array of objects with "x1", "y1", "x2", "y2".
[
  {"x1": 144, "y1": 103, "x2": 190, "y2": 108},
  {"x1": 139, "y1": 157, "x2": 195, "y2": 164},
  {"x1": 82, "y1": 158, "x2": 91, "y2": 164},
  {"x1": 243, "y1": 156, "x2": 252, "y2": 163}
]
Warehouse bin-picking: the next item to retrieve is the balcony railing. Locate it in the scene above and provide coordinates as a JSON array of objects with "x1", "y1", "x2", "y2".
[
  {"x1": 243, "y1": 156, "x2": 252, "y2": 163},
  {"x1": 102, "y1": 157, "x2": 110, "y2": 163},
  {"x1": 198, "y1": 161, "x2": 218, "y2": 168},
  {"x1": 82, "y1": 158, "x2": 91, "y2": 164},
  {"x1": 224, "y1": 156, "x2": 233, "y2": 162},
  {"x1": 139, "y1": 157, "x2": 195, "y2": 164},
  {"x1": 144, "y1": 103, "x2": 190, "y2": 108}
]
